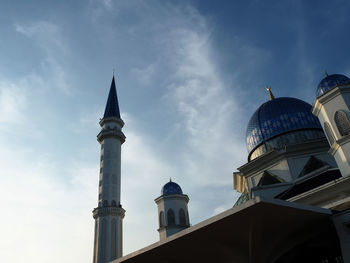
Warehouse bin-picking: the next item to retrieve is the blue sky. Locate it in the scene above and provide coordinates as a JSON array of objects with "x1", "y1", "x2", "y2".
[{"x1": 1, "y1": 0, "x2": 349, "y2": 262}]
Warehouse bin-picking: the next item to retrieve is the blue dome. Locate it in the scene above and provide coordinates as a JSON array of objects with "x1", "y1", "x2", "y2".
[
  {"x1": 246, "y1": 97, "x2": 324, "y2": 160},
  {"x1": 161, "y1": 180, "x2": 183, "y2": 196},
  {"x1": 316, "y1": 74, "x2": 350, "y2": 97}
]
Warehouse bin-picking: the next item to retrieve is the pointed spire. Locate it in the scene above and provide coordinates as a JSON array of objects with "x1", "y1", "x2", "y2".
[
  {"x1": 103, "y1": 76, "x2": 121, "y2": 119},
  {"x1": 266, "y1": 87, "x2": 275, "y2": 100},
  {"x1": 324, "y1": 70, "x2": 329, "y2": 77}
]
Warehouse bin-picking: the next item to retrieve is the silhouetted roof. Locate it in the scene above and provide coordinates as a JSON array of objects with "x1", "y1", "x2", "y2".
[{"x1": 103, "y1": 76, "x2": 121, "y2": 119}]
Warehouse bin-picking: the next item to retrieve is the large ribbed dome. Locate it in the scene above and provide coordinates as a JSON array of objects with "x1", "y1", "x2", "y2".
[
  {"x1": 316, "y1": 74, "x2": 350, "y2": 97},
  {"x1": 246, "y1": 97, "x2": 324, "y2": 160}
]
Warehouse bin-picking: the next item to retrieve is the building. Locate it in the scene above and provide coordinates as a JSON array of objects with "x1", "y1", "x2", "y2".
[
  {"x1": 94, "y1": 73, "x2": 350, "y2": 263},
  {"x1": 93, "y1": 76, "x2": 126, "y2": 263},
  {"x1": 155, "y1": 179, "x2": 190, "y2": 240}
]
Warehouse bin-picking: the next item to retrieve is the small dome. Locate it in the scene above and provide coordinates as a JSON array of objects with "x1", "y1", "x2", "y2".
[
  {"x1": 161, "y1": 180, "x2": 183, "y2": 196},
  {"x1": 246, "y1": 97, "x2": 324, "y2": 160},
  {"x1": 316, "y1": 74, "x2": 350, "y2": 97}
]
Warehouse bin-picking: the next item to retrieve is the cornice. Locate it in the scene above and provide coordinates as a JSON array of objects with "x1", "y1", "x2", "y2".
[
  {"x1": 312, "y1": 85, "x2": 350, "y2": 115},
  {"x1": 329, "y1": 134, "x2": 350, "y2": 156},
  {"x1": 154, "y1": 194, "x2": 189, "y2": 204},
  {"x1": 97, "y1": 128, "x2": 126, "y2": 143},
  {"x1": 92, "y1": 206, "x2": 126, "y2": 219},
  {"x1": 237, "y1": 138, "x2": 330, "y2": 176},
  {"x1": 99, "y1": 117, "x2": 125, "y2": 127}
]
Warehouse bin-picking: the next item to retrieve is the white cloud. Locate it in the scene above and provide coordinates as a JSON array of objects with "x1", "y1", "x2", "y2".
[
  {"x1": 0, "y1": 142, "x2": 97, "y2": 262},
  {"x1": 122, "y1": 130, "x2": 175, "y2": 253},
  {"x1": 165, "y1": 27, "x2": 246, "y2": 187},
  {"x1": 0, "y1": 81, "x2": 27, "y2": 123}
]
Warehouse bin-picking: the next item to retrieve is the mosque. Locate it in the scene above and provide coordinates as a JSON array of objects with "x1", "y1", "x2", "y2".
[{"x1": 92, "y1": 73, "x2": 350, "y2": 263}]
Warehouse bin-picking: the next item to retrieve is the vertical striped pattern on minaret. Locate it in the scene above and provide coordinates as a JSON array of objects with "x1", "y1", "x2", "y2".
[{"x1": 93, "y1": 77, "x2": 126, "y2": 263}]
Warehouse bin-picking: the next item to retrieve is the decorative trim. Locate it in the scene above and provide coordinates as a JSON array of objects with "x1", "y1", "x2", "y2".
[
  {"x1": 312, "y1": 85, "x2": 350, "y2": 116},
  {"x1": 97, "y1": 128, "x2": 126, "y2": 143},
  {"x1": 154, "y1": 194, "x2": 189, "y2": 204},
  {"x1": 329, "y1": 134, "x2": 350, "y2": 156},
  {"x1": 92, "y1": 206, "x2": 126, "y2": 219},
  {"x1": 238, "y1": 138, "x2": 330, "y2": 175},
  {"x1": 99, "y1": 117, "x2": 124, "y2": 127}
]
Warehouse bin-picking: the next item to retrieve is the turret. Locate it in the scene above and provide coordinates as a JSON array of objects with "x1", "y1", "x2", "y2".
[
  {"x1": 312, "y1": 73, "x2": 350, "y2": 177},
  {"x1": 155, "y1": 179, "x2": 190, "y2": 241}
]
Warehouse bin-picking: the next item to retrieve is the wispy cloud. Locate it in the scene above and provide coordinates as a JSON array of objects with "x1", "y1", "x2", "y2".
[
  {"x1": 14, "y1": 21, "x2": 71, "y2": 94},
  {"x1": 165, "y1": 26, "x2": 246, "y2": 187}
]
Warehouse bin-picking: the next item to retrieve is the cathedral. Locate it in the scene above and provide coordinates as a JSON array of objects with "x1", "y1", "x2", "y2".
[{"x1": 92, "y1": 73, "x2": 350, "y2": 263}]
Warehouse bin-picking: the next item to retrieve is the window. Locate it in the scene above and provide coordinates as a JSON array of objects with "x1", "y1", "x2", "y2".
[
  {"x1": 167, "y1": 209, "x2": 175, "y2": 225},
  {"x1": 324, "y1": 122, "x2": 335, "y2": 145},
  {"x1": 111, "y1": 200, "x2": 116, "y2": 206},
  {"x1": 159, "y1": 211, "x2": 165, "y2": 227},
  {"x1": 334, "y1": 110, "x2": 350, "y2": 136},
  {"x1": 103, "y1": 200, "x2": 108, "y2": 207},
  {"x1": 179, "y1": 209, "x2": 186, "y2": 225}
]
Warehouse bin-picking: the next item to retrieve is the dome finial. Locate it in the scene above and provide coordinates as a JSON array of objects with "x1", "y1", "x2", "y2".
[
  {"x1": 324, "y1": 70, "x2": 329, "y2": 77},
  {"x1": 169, "y1": 177, "x2": 172, "y2": 182},
  {"x1": 266, "y1": 87, "x2": 275, "y2": 101}
]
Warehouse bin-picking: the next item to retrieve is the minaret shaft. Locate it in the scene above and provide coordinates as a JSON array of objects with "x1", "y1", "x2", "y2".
[
  {"x1": 100, "y1": 137, "x2": 122, "y2": 205},
  {"x1": 93, "y1": 78, "x2": 125, "y2": 263}
]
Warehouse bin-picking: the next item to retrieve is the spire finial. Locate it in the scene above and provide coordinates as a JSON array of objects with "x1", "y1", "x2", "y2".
[
  {"x1": 169, "y1": 177, "x2": 172, "y2": 182},
  {"x1": 266, "y1": 87, "x2": 275, "y2": 100},
  {"x1": 324, "y1": 70, "x2": 329, "y2": 77},
  {"x1": 113, "y1": 68, "x2": 115, "y2": 77}
]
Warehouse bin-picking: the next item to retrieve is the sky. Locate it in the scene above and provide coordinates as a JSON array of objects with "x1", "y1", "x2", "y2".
[{"x1": 0, "y1": 0, "x2": 350, "y2": 262}]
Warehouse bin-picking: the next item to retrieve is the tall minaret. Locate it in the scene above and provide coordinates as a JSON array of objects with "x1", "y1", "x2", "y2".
[{"x1": 92, "y1": 76, "x2": 126, "y2": 263}]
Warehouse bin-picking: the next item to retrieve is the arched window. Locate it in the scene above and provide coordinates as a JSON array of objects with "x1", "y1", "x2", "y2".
[
  {"x1": 167, "y1": 209, "x2": 175, "y2": 225},
  {"x1": 111, "y1": 200, "x2": 116, "y2": 206},
  {"x1": 334, "y1": 110, "x2": 350, "y2": 136},
  {"x1": 179, "y1": 209, "x2": 186, "y2": 225},
  {"x1": 103, "y1": 200, "x2": 108, "y2": 207},
  {"x1": 159, "y1": 211, "x2": 165, "y2": 227},
  {"x1": 324, "y1": 122, "x2": 335, "y2": 145}
]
